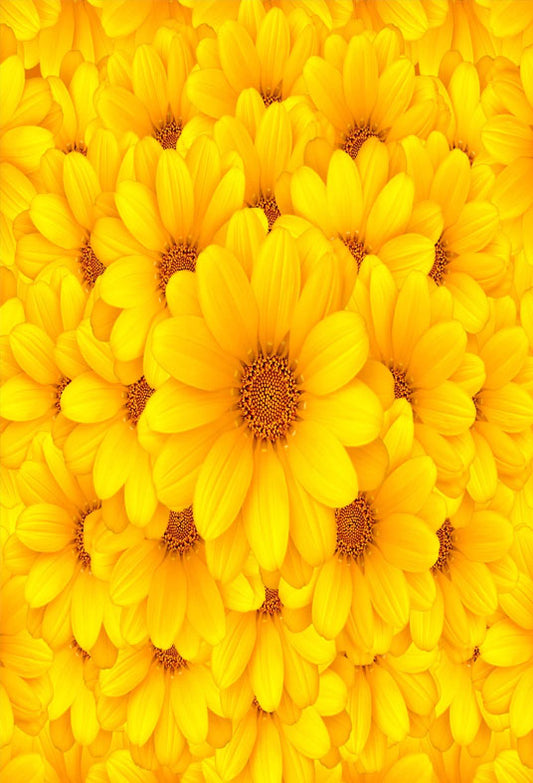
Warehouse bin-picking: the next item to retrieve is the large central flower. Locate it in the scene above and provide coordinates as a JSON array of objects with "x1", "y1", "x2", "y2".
[{"x1": 146, "y1": 220, "x2": 384, "y2": 572}]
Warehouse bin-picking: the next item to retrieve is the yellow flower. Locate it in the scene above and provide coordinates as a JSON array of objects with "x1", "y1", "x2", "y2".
[
  {"x1": 303, "y1": 27, "x2": 440, "y2": 163},
  {"x1": 14, "y1": 434, "x2": 116, "y2": 653},
  {"x1": 91, "y1": 137, "x2": 244, "y2": 360},
  {"x1": 145, "y1": 220, "x2": 383, "y2": 573},
  {"x1": 96, "y1": 31, "x2": 207, "y2": 153},
  {"x1": 187, "y1": 5, "x2": 318, "y2": 118},
  {"x1": 289, "y1": 139, "x2": 436, "y2": 281},
  {"x1": 107, "y1": 505, "x2": 227, "y2": 648},
  {"x1": 0, "y1": 575, "x2": 53, "y2": 744},
  {"x1": 0, "y1": 54, "x2": 54, "y2": 177}
]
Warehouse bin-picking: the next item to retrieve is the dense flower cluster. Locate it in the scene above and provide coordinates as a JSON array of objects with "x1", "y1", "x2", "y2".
[{"x1": 1, "y1": 1, "x2": 533, "y2": 781}]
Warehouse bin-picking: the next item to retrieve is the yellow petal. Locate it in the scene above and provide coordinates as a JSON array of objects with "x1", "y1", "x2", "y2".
[
  {"x1": 430, "y1": 148, "x2": 471, "y2": 227},
  {"x1": 100, "y1": 647, "x2": 151, "y2": 697},
  {"x1": 16, "y1": 504, "x2": 73, "y2": 552},
  {"x1": 450, "y1": 557, "x2": 498, "y2": 615},
  {"x1": 71, "y1": 687, "x2": 100, "y2": 746},
  {"x1": 256, "y1": 8, "x2": 289, "y2": 92},
  {"x1": 216, "y1": 709, "x2": 257, "y2": 780},
  {"x1": 115, "y1": 180, "x2": 168, "y2": 252},
  {"x1": 198, "y1": 166, "x2": 245, "y2": 247},
  {"x1": 147, "y1": 557, "x2": 187, "y2": 650},
  {"x1": 132, "y1": 44, "x2": 168, "y2": 126},
  {"x1": 251, "y1": 715, "x2": 283, "y2": 783},
  {"x1": 454, "y1": 511, "x2": 513, "y2": 563},
  {"x1": 251, "y1": 618, "x2": 284, "y2": 712},
  {"x1": 155, "y1": 149, "x2": 194, "y2": 241},
  {"x1": 377, "y1": 514, "x2": 439, "y2": 572},
  {"x1": 304, "y1": 56, "x2": 351, "y2": 130},
  {"x1": 71, "y1": 570, "x2": 105, "y2": 651},
  {"x1": 93, "y1": 421, "x2": 137, "y2": 499},
  {"x1": 212, "y1": 612, "x2": 256, "y2": 689},
  {"x1": 170, "y1": 669, "x2": 208, "y2": 744},
  {"x1": 369, "y1": 665, "x2": 409, "y2": 742},
  {"x1": 305, "y1": 379, "x2": 383, "y2": 448},
  {"x1": 346, "y1": 668, "x2": 371, "y2": 754},
  {"x1": 449, "y1": 669, "x2": 480, "y2": 746},
  {"x1": 364, "y1": 546, "x2": 409, "y2": 627},
  {"x1": 25, "y1": 551, "x2": 75, "y2": 608},
  {"x1": 218, "y1": 21, "x2": 260, "y2": 92},
  {"x1": 365, "y1": 173, "x2": 414, "y2": 251},
  {"x1": 110, "y1": 540, "x2": 164, "y2": 606},
  {"x1": 282, "y1": 706, "x2": 330, "y2": 759},
  {"x1": 63, "y1": 152, "x2": 100, "y2": 232},
  {"x1": 409, "y1": 321, "x2": 466, "y2": 388},
  {"x1": 343, "y1": 34, "x2": 378, "y2": 121},
  {"x1": 481, "y1": 619, "x2": 533, "y2": 666},
  {"x1": 415, "y1": 381, "x2": 475, "y2": 436},
  {"x1": 29, "y1": 193, "x2": 83, "y2": 250},
  {"x1": 312, "y1": 558, "x2": 352, "y2": 639},
  {"x1": 60, "y1": 372, "x2": 124, "y2": 423},
  {"x1": 243, "y1": 448, "x2": 289, "y2": 572},
  {"x1": 185, "y1": 555, "x2": 226, "y2": 645},
  {"x1": 127, "y1": 665, "x2": 165, "y2": 746}
]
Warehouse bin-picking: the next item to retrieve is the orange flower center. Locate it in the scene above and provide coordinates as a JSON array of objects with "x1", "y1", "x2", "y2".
[
  {"x1": 343, "y1": 236, "x2": 367, "y2": 270},
  {"x1": 152, "y1": 643, "x2": 187, "y2": 673},
  {"x1": 158, "y1": 242, "x2": 198, "y2": 292},
  {"x1": 74, "y1": 502, "x2": 101, "y2": 569},
  {"x1": 335, "y1": 493, "x2": 375, "y2": 560},
  {"x1": 162, "y1": 507, "x2": 200, "y2": 555},
  {"x1": 261, "y1": 87, "x2": 282, "y2": 107},
  {"x1": 258, "y1": 587, "x2": 283, "y2": 616},
  {"x1": 126, "y1": 376, "x2": 154, "y2": 425},
  {"x1": 71, "y1": 639, "x2": 91, "y2": 660},
  {"x1": 79, "y1": 242, "x2": 105, "y2": 288},
  {"x1": 432, "y1": 518, "x2": 455, "y2": 573},
  {"x1": 66, "y1": 141, "x2": 88, "y2": 156},
  {"x1": 153, "y1": 118, "x2": 183, "y2": 149},
  {"x1": 239, "y1": 354, "x2": 300, "y2": 443},
  {"x1": 54, "y1": 376, "x2": 71, "y2": 412},
  {"x1": 390, "y1": 366, "x2": 413, "y2": 401},
  {"x1": 342, "y1": 124, "x2": 384, "y2": 160},
  {"x1": 429, "y1": 237, "x2": 450, "y2": 286},
  {"x1": 254, "y1": 192, "x2": 281, "y2": 232}
]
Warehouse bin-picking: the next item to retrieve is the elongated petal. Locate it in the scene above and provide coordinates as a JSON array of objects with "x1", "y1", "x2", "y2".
[
  {"x1": 147, "y1": 557, "x2": 187, "y2": 649},
  {"x1": 377, "y1": 514, "x2": 439, "y2": 572},
  {"x1": 251, "y1": 618, "x2": 284, "y2": 712},
  {"x1": 312, "y1": 558, "x2": 352, "y2": 639},
  {"x1": 184, "y1": 555, "x2": 226, "y2": 645},
  {"x1": 155, "y1": 149, "x2": 194, "y2": 241}
]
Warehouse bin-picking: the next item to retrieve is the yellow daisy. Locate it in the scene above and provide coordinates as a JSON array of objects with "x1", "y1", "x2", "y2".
[
  {"x1": 186, "y1": 5, "x2": 318, "y2": 117},
  {"x1": 145, "y1": 220, "x2": 383, "y2": 573},
  {"x1": 303, "y1": 27, "x2": 440, "y2": 163},
  {"x1": 0, "y1": 574, "x2": 52, "y2": 743},
  {"x1": 96, "y1": 32, "x2": 206, "y2": 154},
  {"x1": 99, "y1": 638, "x2": 228, "y2": 767},
  {"x1": 16, "y1": 132, "x2": 122, "y2": 288},
  {"x1": 91, "y1": 137, "x2": 244, "y2": 359},
  {"x1": 0, "y1": 269, "x2": 84, "y2": 469},
  {"x1": 0, "y1": 53, "x2": 54, "y2": 178},
  {"x1": 14, "y1": 434, "x2": 117, "y2": 654},
  {"x1": 289, "y1": 139, "x2": 436, "y2": 281},
  {"x1": 351, "y1": 261, "x2": 477, "y2": 494},
  {"x1": 106, "y1": 505, "x2": 227, "y2": 648},
  {"x1": 400, "y1": 131, "x2": 510, "y2": 332}
]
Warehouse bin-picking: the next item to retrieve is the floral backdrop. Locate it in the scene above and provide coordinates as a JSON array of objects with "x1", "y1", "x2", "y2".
[{"x1": 0, "y1": 1, "x2": 532, "y2": 781}]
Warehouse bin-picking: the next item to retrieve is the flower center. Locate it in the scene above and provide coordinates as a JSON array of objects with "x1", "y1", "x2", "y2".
[
  {"x1": 162, "y1": 507, "x2": 200, "y2": 555},
  {"x1": 239, "y1": 354, "x2": 300, "y2": 442},
  {"x1": 258, "y1": 587, "x2": 283, "y2": 616},
  {"x1": 152, "y1": 643, "x2": 187, "y2": 673},
  {"x1": 472, "y1": 394, "x2": 485, "y2": 421},
  {"x1": 79, "y1": 242, "x2": 105, "y2": 288},
  {"x1": 343, "y1": 236, "x2": 367, "y2": 270},
  {"x1": 261, "y1": 87, "x2": 282, "y2": 107},
  {"x1": 429, "y1": 238, "x2": 450, "y2": 286},
  {"x1": 158, "y1": 242, "x2": 198, "y2": 292},
  {"x1": 153, "y1": 118, "x2": 183, "y2": 150},
  {"x1": 54, "y1": 376, "x2": 71, "y2": 412},
  {"x1": 74, "y1": 502, "x2": 100, "y2": 569},
  {"x1": 432, "y1": 518, "x2": 455, "y2": 573},
  {"x1": 342, "y1": 124, "x2": 384, "y2": 160},
  {"x1": 71, "y1": 639, "x2": 91, "y2": 660},
  {"x1": 335, "y1": 493, "x2": 376, "y2": 560},
  {"x1": 254, "y1": 192, "x2": 281, "y2": 232},
  {"x1": 390, "y1": 366, "x2": 413, "y2": 401},
  {"x1": 126, "y1": 376, "x2": 154, "y2": 425},
  {"x1": 66, "y1": 141, "x2": 88, "y2": 156}
]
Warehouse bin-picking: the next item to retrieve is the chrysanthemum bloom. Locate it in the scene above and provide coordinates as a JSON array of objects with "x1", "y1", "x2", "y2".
[
  {"x1": 0, "y1": 269, "x2": 85, "y2": 468},
  {"x1": 481, "y1": 46, "x2": 533, "y2": 233},
  {"x1": 187, "y1": 4, "x2": 318, "y2": 118},
  {"x1": 96, "y1": 31, "x2": 207, "y2": 154},
  {"x1": 47, "y1": 638, "x2": 109, "y2": 752},
  {"x1": 46, "y1": 60, "x2": 100, "y2": 156},
  {"x1": 309, "y1": 410, "x2": 441, "y2": 648},
  {"x1": 303, "y1": 27, "x2": 440, "y2": 165},
  {"x1": 54, "y1": 319, "x2": 161, "y2": 526},
  {"x1": 351, "y1": 262, "x2": 477, "y2": 494},
  {"x1": 91, "y1": 138, "x2": 244, "y2": 359},
  {"x1": 214, "y1": 99, "x2": 321, "y2": 233},
  {"x1": 400, "y1": 131, "x2": 510, "y2": 331},
  {"x1": 99, "y1": 639, "x2": 229, "y2": 767},
  {"x1": 214, "y1": 667, "x2": 348, "y2": 783},
  {"x1": 212, "y1": 583, "x2": 335, "y2": 716},
  {"x1": 145, "y1": 222, "x2": 383, "y2": 573},
  {"x1": 411, "y1": 495, "x2": 514, "y2": 655},
  {"x1": 16, "y1": 130, "x2": 123, "y2": 289},
  {"x1": 0, "y1": 575, "x2": 52, "y2": 743},
  {"x1": 12, "y1": 434, "x2": 117, "y2": 655},
  {"x1": 0, "y1": 53, "x2": 54, "y2": 177},
  {"x1": 106, "y1": 505, "x2": 226, "y2": 648},
  {"x1": 468, "y1": 307, "x2": 533, "y2": 502},
  {"x1": 334, "y1": 646, "x2": 438, "y2": 774},
  {"x1": 289, "y1": 139, "x2": 436, "y2": 282}
]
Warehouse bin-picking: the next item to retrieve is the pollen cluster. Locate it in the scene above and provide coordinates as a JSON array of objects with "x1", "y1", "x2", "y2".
[{"x1": 3, "y1": 2, "x2": 533, "y2": 781}]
